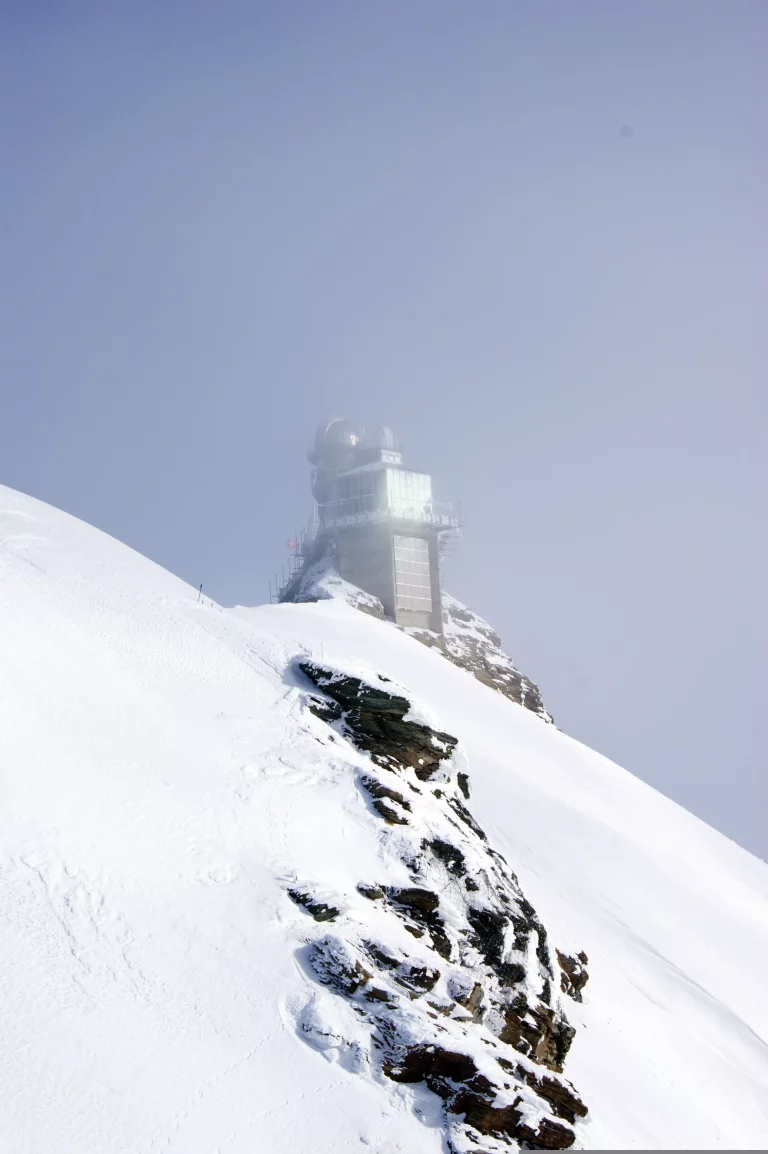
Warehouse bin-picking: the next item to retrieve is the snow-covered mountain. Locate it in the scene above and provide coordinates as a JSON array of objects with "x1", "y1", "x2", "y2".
[{"x1": 1, "y1": 484, "x2": 767, "y2": 1152}]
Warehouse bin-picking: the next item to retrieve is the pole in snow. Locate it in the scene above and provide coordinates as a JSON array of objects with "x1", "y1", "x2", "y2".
[{"x1": 198, "y1": 583, "x2": 203, "y2": 602}]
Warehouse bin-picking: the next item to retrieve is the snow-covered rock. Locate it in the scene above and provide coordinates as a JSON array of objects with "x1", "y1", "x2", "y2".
[
  {"x1": 295, "y1": 661, "x2": 585, "y2": 1151},
  {"x1": 1, "y1": 483, "x2": 767, "y2": 1152},
  {"x1": 288, "y1": 551, "x2": 385, "y2": 617},
  {"x1": 287, "y1": 551, "x2": 552, "y2": 721},
  {"x1": 407, "y1": 592, "x2": 553, "y2": 723}
]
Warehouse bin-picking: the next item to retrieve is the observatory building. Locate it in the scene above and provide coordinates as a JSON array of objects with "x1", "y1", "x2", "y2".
[{"x1": 277, "y1": 420, "x2": 459, "y2": 635}]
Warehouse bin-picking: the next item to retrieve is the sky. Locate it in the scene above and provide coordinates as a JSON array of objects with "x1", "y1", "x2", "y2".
[{"x1": 1, "y1": 0, "x2": 765, "y2": 859}]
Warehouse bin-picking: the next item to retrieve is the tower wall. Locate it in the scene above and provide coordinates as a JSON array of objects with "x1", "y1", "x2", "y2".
[
  {"x1": 335, "y1": 524, "x2": 443, "y2": 634},
  {"x1": 392, "y1": 528, "x2": 440, "y2": 632},
  {"x1": 335, "y1": 525, "x2": 397, "y2": 620},
  {"x1": 296, "y1": 419, "x2": 456, "y2": 636}
]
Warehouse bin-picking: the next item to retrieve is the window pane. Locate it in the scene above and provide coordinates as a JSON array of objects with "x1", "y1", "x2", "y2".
[
  {"x1": 393, "y1": 535, "x2": 432, "y2": 612},
  {"x1": 386, "y1": 470, "x2": 433, "y2": 520}
]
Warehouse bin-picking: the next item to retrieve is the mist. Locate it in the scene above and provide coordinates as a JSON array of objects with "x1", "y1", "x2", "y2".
[{"x1": 1, "y1": 1, "x2": 764, "y2": 857}]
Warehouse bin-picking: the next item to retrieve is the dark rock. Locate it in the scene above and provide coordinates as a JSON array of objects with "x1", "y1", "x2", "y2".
[
  {"x1": 535, "y1": 926, "x2": 554, "y2": 975},
  {"x1": 447, "y1": 796, "x2": 488, "y2": 840},
  {"x1": 295, "y1": 659, "x2": 585, "y2": 1152},
  {"x1": 360, "y1": 774, "x2": 411, "y2": 824},
  {"x1": 384, "y1": 1044, "x2": 478, "y2": 1085},
  {"x1": 363, "y1": 942, "x2": 400, "y2": 970},
  {"x1": 371, "y1": 799, "x2": 409, "y2": 824},
  {"x1": 288, "y1": 890, "x2": 340, "y2": 922},
  {"x1": 425, "y1": 838, "x2": 466, "y2": 875},
  {"x1": 364, "y1": 986, "x2": 392, "y2": 1003},
  {"x1": 497, "y1": 961, "x2": 527, "y2": 987},
  {"x1": 524, "y1": 1117, "x2": 577, "y2": 1149},
  {"x1": 311, "y1": 944, "x2": 371, "y2": 996},
  {"x1": 396, "y1": 965, "x2": 441, "y2": 994},
  {"x1": 467, "y1": 906, "x2": 509, "y2": 969},
  {"x1": 556, "y1": 950, "x2": 589, "y2": 1002},
  {"x1": 526, "y1": 1075, "x2": 587, "y2": 1125},
  {"x1": 503, "y1": 1060, "x2": 587, "y2": 1125},
  {"x1": 389, "y1": 887, "x2": 439, "y2": 914},
  {"x1": 511, "y1": 913, "x2": 535, "y2": 951},
  {"x1": 499, "y1": 997, "x2": 576, "y2": 1073},
  {"x1": 387, "y1": 888, "x2": 452, "y2": 960},
  {"x1": 360, "y1": 775, "x2": 412, "y2": 811},
  {"x1": 357, "y1": 883, "x2": 384, "y2": 900},
  {"x1": 307, "y1": 695, "x2": 343, "y2": 723},
  {"x1": 298, "y1": 662, "x2": 457, "y2": 781},
  {"x1": 449, "y1": 1091, "x2": 524, "y2": 1137},
  {"x1": 498, "y1": 993, "x2": 531, "y2": 1048}
]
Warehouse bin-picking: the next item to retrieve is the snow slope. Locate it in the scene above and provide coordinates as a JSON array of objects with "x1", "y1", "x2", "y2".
[{"x1": 1, "y1": 484, "x2": 767, "y2": 1152}]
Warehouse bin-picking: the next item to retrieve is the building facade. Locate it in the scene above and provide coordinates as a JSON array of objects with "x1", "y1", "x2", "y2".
[{"x1": 280, "y1": 420, "x2": 459, "y2": 634}]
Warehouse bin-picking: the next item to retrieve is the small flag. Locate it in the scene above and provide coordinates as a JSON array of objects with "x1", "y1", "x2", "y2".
[{"x1": 286, "y1": 539, "x2": 297, "y2": 550}]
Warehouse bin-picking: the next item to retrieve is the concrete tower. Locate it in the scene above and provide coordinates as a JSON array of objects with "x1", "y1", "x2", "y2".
[{"x1": 278, "y1": 420, "x2": 459, "y2": 635}]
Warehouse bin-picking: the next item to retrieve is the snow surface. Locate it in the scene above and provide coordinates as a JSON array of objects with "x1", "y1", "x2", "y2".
[
  {"x1": 1, "y1": 484, "x2": 767, "y2": 1152},
  {"x1": 286, "y1": 550, "x2": 385, "y2": 618}
]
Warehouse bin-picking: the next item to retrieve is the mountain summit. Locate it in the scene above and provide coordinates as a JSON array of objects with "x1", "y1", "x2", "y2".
[{"x1": 1, "y1": 484, "x2": 767, "y2": 1152}]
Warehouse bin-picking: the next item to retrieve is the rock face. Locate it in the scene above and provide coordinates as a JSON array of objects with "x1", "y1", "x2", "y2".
[
  {"x1": 556, "y1": 951, "x2": 590, "y2": 1003},
  {"x1": 300, "y1": 663, "x2": 457, "y2": 781},
  {"x1": 291, "y1": 665, "x2": 587, "y2": 1152},
  {"x1": 408, "y1": 594, "x2": 553, "y2": 724}
]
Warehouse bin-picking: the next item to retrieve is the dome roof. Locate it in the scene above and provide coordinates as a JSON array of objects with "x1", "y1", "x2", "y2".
[{"x1": 316, "y1": 419, "x2": 361, "y2": 449}]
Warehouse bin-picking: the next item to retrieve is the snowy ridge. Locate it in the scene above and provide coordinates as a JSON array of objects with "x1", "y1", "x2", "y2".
[{"x1": 1, "y1": 484, "x2": 768, "y2": 1152}]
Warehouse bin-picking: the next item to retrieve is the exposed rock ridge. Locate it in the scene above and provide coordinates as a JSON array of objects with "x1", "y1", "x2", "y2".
[
  {"x1": 407, "y1": 594, "x2": 553, "y2": 724},
  {"x1": 291, "y1": 664, "x2": 586, "y2": 1152}
]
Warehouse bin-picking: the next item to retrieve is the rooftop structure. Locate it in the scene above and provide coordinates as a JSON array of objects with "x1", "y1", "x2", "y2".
[{"x1": 275, "y1": 420, "x2": 459, "y2": 634}]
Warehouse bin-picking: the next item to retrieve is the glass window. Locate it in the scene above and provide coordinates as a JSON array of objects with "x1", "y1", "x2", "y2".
[
  {"x1": 333, "y1": 470, "x2": 384, "y2": 517},
  {"x1": 385, "y1": 469, "x2": 433, "y2": 520},
  {"x1": 393, "y1": 535, "x2": 432, "y2": 612}
]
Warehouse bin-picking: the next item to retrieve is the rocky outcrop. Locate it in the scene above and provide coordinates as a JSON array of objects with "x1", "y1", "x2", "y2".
[
  {"x1": 556, "y1": 950, "x2": 589, "y2": 1003},
  {"x1": 385, "y1": 1044, "x2": 579, "y2": 1149},
  {"x1": 288, "y1": 890, "x2": 340, "y2": 922},
  {"x1": 290, "y1": 665, "x2": 587, "y2": 1152},
  {"x1": 427, "y1": 594, "x2": 552, "y2": 723},
  {"x1": 300, "y1": 662, "x2": 457, "y2": 781}
]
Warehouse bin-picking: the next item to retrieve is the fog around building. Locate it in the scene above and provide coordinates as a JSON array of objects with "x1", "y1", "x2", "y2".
[{"x1": 1, "y1": 2, "x2": 765, "y2": 857}]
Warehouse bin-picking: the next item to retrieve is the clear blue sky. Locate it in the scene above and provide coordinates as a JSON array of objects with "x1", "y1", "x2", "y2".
[{"x1": 1, "y1": 1, "x2": 765, "y2": 858}]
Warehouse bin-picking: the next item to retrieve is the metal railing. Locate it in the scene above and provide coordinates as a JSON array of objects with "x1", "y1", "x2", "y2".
[
  {"x1": 269, "y1": 501, "x2": 461, "y2": 604},
  {"x1": 316, "y1": 499, "x2": 459, "y2": 530},
  {"x1": 269, "y1": 511, "x2": 320, "y2": 603}
]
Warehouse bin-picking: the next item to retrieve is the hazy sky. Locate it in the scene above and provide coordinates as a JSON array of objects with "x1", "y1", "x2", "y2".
[{"x1": 1, "y1": 2, "x2": 765, "y2": 859}]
